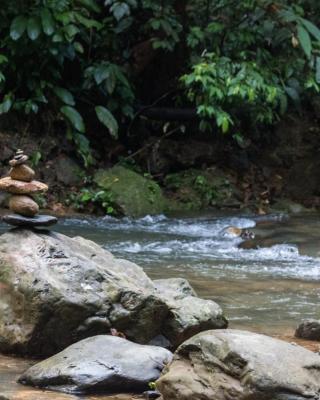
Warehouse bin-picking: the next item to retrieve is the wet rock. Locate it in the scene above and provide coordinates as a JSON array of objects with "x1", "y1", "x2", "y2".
[
  {"x1": 19, "y1": 335, "x2": 172, "y2": 394},
  {"x1": 154, "y1": 279, "x2": 228, "y2": 347},
  {"x1": 94, "y1": 166, "x2": 167, "y2": 217},
  {"x1": 0, "y1": 177, "x2": 48, "y2": 194},
  {"x1": 295, "y1": 320, "x2": 320, "y2": 341},
  {"x1": 9, "y1": 195, "x2": 39, "y2": 217},
  {"x1": 0, "y1": 230, "x2": 227, "y2": 356},
  {"x1": 143, "y1": 391, "x2": 161, "y2": 399},
  {"x1": 2, "y1": 214, "x2": 57, "y2": 227},
  {"x1": 10, "y1": 164, "x2": 35, "y2": 182},
  {"x1": 157, "y1": 329, "x2": 320, "y2": 400}
]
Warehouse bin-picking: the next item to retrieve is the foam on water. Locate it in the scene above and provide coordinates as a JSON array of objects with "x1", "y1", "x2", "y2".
[{"x1": 59, "y1": 213, "x2": 320, "y2": 281}]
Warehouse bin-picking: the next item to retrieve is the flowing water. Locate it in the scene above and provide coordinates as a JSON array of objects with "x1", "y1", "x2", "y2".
[
  {"x1": 1, "y1": 212, "x2": 320, "y2": 399},
  {"x1": 24, "y1": 211, "x2": 320, "y2": 335}
]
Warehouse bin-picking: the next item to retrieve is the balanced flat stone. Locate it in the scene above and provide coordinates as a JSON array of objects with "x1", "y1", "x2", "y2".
[
  {"x1": 9, "y1": 195, "x2": 39, "y2": 217},
  {"x1": 10, "y1": 164, "x2": 35, "y2": 182},
  {"x1": 2, "y1": 214, "x2": 57, "y2": 227},
  {"x1": 0, "y1": 177, "x2": 48, "y2": 194}
]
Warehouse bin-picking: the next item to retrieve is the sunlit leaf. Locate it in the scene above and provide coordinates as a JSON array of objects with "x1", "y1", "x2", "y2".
[
  {"x1": 61, "y1": 106, "x2": 85, "y2": 132},
  {"x1": 95, "y1": 106, "x2": 118, "y2": 138}
]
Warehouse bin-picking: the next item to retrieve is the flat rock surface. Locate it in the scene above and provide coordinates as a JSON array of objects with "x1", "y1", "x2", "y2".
[
  {"x1": 0, "y1": 354, "x2": 142, "y2": 400},
  {"x1": 157, "y1": 329, "x2": 320, "y2": 400},
  {"x1": 0, "y1": 230, "x2": 226, "y2": 356},
  {"x1": 0, "y1": 177, "x2": 48, "y2": 194},
  {"x1": 2, "y1": 214, "x2": 58, "y2": 226},
  {"x1": 19, "y1": 335, "x2": 172, "y2": 394}
]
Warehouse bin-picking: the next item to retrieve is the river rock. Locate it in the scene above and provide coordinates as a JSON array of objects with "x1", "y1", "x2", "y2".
[
  {"x1": 2, "y1": 214, "x2": 57, "y2": 227},
  {"x1": 154, "y1": 279, "x2": 227, "y2": 347},
  {"x1": 156, "y1": 329, "x2": 320, "y2": 400},
  {"x1": 9, "y1": 195, "x2": 39, "y2": 217},
  {"x1": 10, "y1": 164, "x2": 35, "y2": 182},
  {"x1": 295, "y1": 319, "x2": 320, "y2": 341},
  {"x1": 19, "y1": 335, "x2": 172, "y2": 394},
  {"x1": 0, "y1": 230, "x2": 227, "y2": 356},
  {"x1": 0, "y1": 177, "x2": 48, "y2": 194}
]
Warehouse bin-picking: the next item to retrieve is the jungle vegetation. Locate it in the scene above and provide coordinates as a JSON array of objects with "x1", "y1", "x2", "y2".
[{"x1": 0, "y1": 0, "x2": 320, "y2": 164}]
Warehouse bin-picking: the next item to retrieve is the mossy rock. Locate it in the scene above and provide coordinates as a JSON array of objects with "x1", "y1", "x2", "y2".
[
  {"x1": 164, "y1": 168, "x2": 238, "y2": 210},
  {"x1": 94, "y1": 166, "x2": 167, "y2": 217}
]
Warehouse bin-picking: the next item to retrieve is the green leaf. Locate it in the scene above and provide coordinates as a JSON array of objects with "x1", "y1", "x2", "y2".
[
  {"x1": 10, "y1": 15, "x2": 27, "y2": 40},
  {"x1": 301, "y1": 18, "x2": 320, "y2": 41},
  {"x1": 94, "y1": 65, "x2": 110, "y2": 85},
  {"x1": 75, "y1": 13, "x2": 102, "y2": 29},
  {"x1": 95, "y1": 106, "x2": 118, "y2": 138},
  {"x1": 53, "y1": 87, "x2": 75, "y2": 106},
  {"x1": 316, "y1": 57, "x2": 320, "y2": 84},
  {"x1": 0, "y1": 95, "x2": 13, "y2": 114},
  {"x1": 111, "y1": 3, "x2": 130, "y2": 21},
  {"x1": 27, "y1": 17, "x2": 41, "y2": 41},
  {"x1": 297, "y1": 25, "x2": 312, "y2": 58},
  {"x1": 61, "y1": 106, "x2": 85, "y2": 133},
  {"x1": 41, "y1": 9, "x2": 55, "y2": 36},
  {"x1": 75, "y1": 0, "x2": 101, "y2": 13}
]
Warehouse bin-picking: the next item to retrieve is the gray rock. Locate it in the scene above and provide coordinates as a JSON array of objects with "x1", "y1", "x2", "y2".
[
  {"x1": 295, "y1": 319, "x2": 320, "y2": 341},
  {"x1": 157, "y1": 329, "x2": 320, "y2": 400},
  {"x1": 19, "y1": 335, "x2": 172, "y2": 394},
  {"x1": 0, "y1": 230, "x2": 227, "y2": 356},
  {"x1": 2, "y1": 214, "x2": 58, "y2": 227},
  {"x1": 55, "y1": 155, "x2": 83, "y2": 186},
  {"x1": 154, "y1": 279, "x2": 227, "y2": 347}
]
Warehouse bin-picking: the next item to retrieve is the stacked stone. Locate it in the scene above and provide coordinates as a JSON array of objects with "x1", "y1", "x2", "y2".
[{"x1": 0, "y1": 150, "x2": 57, "y2": 227}]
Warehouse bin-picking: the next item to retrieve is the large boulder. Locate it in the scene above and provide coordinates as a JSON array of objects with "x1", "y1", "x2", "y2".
[
  {"x1": 0, "y1": 230, "x2": 227, "y2": 356},
  {"x1": 157, "y1": 329, "x2": 320, "y2": 400},
  {"x1": 154, "y1": 279, "x2": 227, "y2": 347},
  {"x1": 94, "y1": 166, "x2": 167, "y2": 217},
  {"x1": 19, "y1": 335, "x2": 172, "y2": 394}
]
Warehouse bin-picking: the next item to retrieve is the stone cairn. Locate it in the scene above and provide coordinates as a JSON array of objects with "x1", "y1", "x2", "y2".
[{"x1": 0, "y1": 150, "x2": 57, "y2": 227}]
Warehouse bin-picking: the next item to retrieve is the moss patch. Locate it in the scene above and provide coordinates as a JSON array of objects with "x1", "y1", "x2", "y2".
[{"x1": 94, "y1": 166, "x2": 167, "y2": 217}]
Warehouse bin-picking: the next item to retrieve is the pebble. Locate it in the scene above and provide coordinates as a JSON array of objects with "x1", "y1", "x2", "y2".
[
  {"x1": 9, "y1": 195, "x2": 39, "y2": 217},
  {"x1": 10, "y1": 164, "x2": 35, "y2": 182},
  {"x1": 9, "y1": 155, "x2": 29, "y2": 166}
]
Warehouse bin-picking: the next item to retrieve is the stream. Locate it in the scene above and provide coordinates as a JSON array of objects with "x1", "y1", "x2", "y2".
[
  {"x1": 11, "y1": 211, "x2": 320, "y2": 335},
  {"x1": 1, "y1": 211, "x2": 319, "y2": 335},
  {"x1": 0, "y1": 211, "x2": 320, "y2": 399}
]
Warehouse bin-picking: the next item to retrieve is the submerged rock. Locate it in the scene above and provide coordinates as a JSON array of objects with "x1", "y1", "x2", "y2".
[
  {"x1": 295, "y1": 320, "x2": 320, "y2": 341},
  {"x1": 0, "y1": 230, "x2": 227, "y2": 356},
  {"x1": 94, "y1": 166, "x2": 167, "y2": 218},
  {"x1": 19, "y1": 335, "x2": 172, "y2": 394},
  {"x1": 157, "y1": 329, "x2": 320, "y2": 400}
]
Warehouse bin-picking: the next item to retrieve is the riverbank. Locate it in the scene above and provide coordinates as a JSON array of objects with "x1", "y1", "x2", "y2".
[{"x1": 1, "y1": 109, "x2": 320, "y2": 219}]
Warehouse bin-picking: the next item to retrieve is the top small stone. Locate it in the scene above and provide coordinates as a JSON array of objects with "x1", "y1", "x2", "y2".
[{"x1": 9, "y1": 154, "x2": 29, "y2": 167}]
